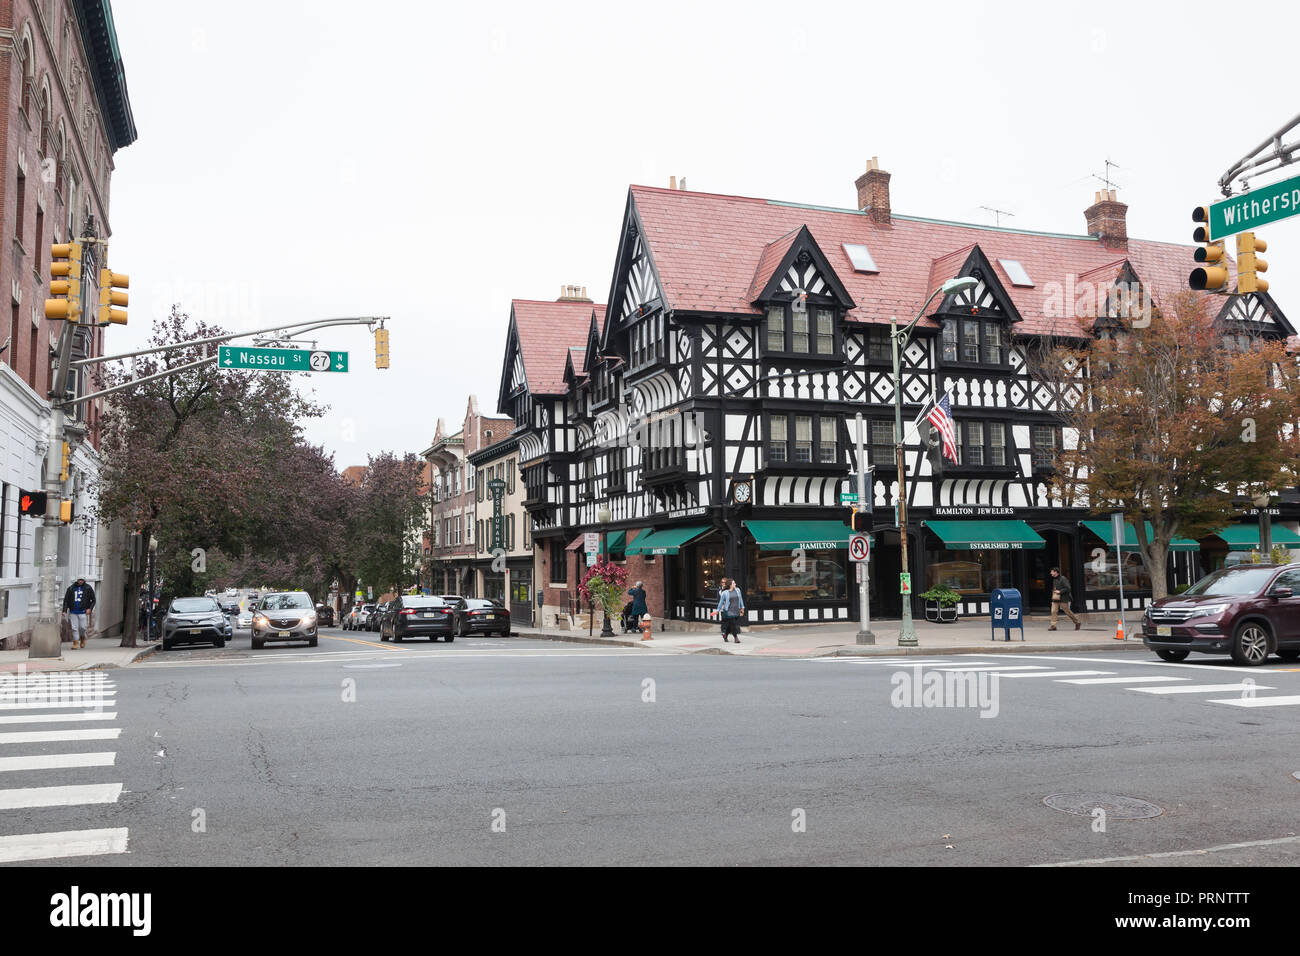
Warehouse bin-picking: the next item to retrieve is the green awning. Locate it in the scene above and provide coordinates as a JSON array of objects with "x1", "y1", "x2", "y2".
[
  {"x1": 926, "y1": 520, "x2": 1046, "y2": 551},
  {"x1": 624, "y1": 524, "x2": 713, "y2": 556},
  {"x1": 1080, "y1": 521, "x2": 1200, "y2": 553},
  {"x1": 602, "y1": 530, "x2": 627, "y2": 556},
  {"x1": 744, "y1": 520, "x2": 851, "y2": 551},
  {"x1": 1210, "y1": 525, "x2": 1300, "y2": 549}
]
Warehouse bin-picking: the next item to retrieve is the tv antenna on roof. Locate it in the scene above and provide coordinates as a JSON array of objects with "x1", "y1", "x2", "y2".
[
  {"x1": 1090, "y1": 158, "x2": 1123, "y2": 193},
  {"x1": 979, "y1": 206, "x2": 1015, "y2": 227}
]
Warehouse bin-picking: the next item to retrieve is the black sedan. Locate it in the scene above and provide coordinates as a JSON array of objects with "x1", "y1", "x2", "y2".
[
  {"x1": 161, "y1": 596, "x2": 232, "y2": 651},
  {"x1": 380, "y1": 595, "x2": 456, "y2": 642},
  {"x1": 314, "y1": 604, "x2": 335, "y2": 627},
  {"x1": 450, "y1": 598, "x2": 512, "y2": 637}
]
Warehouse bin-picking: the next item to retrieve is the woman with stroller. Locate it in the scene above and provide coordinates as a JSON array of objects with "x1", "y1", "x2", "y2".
[{"x1": 625, "y1": 581, "x2": 648, "y2": 633}]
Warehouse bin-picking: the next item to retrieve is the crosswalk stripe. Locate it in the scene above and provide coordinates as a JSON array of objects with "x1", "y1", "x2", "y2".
[
  {"x1": 1131, "y1": 683, "x2": 1276, "y2": 695},
  {"x1": 0, "y1": 782, "x2": 122, "y2": 810},
  {"x1": 0, "y1": 711, "x2": 117, "y2": 725},
  {"x1": 1208, "y1": 695, "x2": 1300, "y2": 708},
  {"x1": 994, "y1": 670, "x2": 1116, "y2": 679},
  {"x1": 0, "y1": 752, "x2": 116, "y2": 772},
  {"x1": 801, "y1": 658, "x2": 956, "y2": 665},
  {"x1": 1058, "y1": 676, "x2": 1192, "y2": 685},
  {"x1": 932, "y1": 665, "x2": 1053, "y2": 672},
  {"x1": 0, "y1": 728, "x2": 121, "y2": 744},
  {"x1": 0, "y1": 827, "x2": 129, "y2": 863},
  {"x1": 0, "y1": 698, "x2": 116, "y2": 711}
]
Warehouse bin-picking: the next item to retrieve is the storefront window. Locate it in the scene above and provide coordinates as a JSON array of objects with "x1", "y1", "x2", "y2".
[
  {"x1": 1083, "y1": 552, "x2": 1152, "y2": 591},
  {"x1": 483, "y1": 574, "x2": 505, "y2": 604},
  {"x1": 745, "y1": 541, "x2": 847, "y2": 602},
  {"x1": 696, "y1": 543, "x2": 726, "y2": 601},
  {"x1": 925, "y1": 547, "x2": 1013, "y2": 594}
]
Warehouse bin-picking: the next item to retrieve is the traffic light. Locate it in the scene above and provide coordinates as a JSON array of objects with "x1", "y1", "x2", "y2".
[
  {"x1": 1190, "y1": 206, "x2": 1229, "y2": 292},
  {"x1": 1236, "y1": 232, "x2": 1268, "y2": 294},
  {"x1": 60, "y1": 441, "x2": 69, "y2": 481},
  {"x1": 845, "y1": 506, "x2": 869, "y2": 532},
  {"x1": 18, "y1": 489, "x2": 47, "y2": 517},
  {"x1": 99, "y1": 267, "x2": 129, "y2": 324},
  {"x1": 374, "y1": 327, "x2": 390, "y2": 369},
  {"x1": 45, "y1": 242, "x2": 83, "y2": 321},
  {"x1": 58, "y1": 499, "x2": 74, "y2": 523}
]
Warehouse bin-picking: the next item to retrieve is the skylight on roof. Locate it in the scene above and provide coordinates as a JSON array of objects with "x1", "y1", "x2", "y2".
[
  {"x1": 843, "y1": 243, "x2": 878, "y2": 273},
  {"x1": 999, "y1": 259, "x2": 1034, "y2": 287}
]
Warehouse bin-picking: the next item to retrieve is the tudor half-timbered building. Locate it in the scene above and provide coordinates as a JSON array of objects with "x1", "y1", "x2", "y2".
[{"x1": 499, "y1": 169, "x2": 1300, "y2": 626}]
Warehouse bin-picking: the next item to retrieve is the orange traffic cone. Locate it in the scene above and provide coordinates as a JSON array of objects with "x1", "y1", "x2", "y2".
[{"x1": 1114, "y1": 617, "x2": 1126, "y2": 641}]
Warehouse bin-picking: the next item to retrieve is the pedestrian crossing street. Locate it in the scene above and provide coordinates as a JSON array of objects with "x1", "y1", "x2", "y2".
[
  {"x1": 0, "y1": 672, "x2": 128, "y2": 864},
  {"x1": 793, "y1": 655, "x2": 1300, "y2": 709}
]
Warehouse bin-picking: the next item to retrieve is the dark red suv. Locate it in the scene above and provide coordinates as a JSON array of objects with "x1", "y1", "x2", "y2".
[{"x1": 1143, "y1": 563, "x2": 1300, "y2": 666}]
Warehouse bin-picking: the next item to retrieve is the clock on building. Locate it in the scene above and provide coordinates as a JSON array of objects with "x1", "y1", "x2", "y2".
[{"x1": 732, "y1": 480, "x2": 752, "y2": 505}]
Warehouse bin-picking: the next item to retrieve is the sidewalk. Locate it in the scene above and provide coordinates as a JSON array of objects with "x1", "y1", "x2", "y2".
[
  {"x1": 514, "y1": 617, "x2": 1148, "y2": 658},
  {"x1": 0, "y1": 635, "x2": 160, "y2": 673}
]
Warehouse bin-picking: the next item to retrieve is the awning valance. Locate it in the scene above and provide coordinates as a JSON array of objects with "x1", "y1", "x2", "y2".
[
  {"x1": 926, "y1": 520, "x2": 1046, "y2": 551},
  {"x1": 744, "y1": 520, "x2": 851, "y2": 551},
  {"x1": 1209, "y1": 525, "x2": 1300, "y2": 549},
  {"x1": 566, "y1": 531, "x2": 628, "y2": 555},
  {"x1": 624, "y1": 524, "x2": 713, "y2": 556},
  {"x1": 1080, "y1": 520, "x2": 1200, "y2": 553}
]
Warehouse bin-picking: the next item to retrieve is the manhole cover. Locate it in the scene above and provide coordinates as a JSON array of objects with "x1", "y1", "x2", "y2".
[{"x1": 1043, "y1": 792, "x2": 1164, "y2": 819}]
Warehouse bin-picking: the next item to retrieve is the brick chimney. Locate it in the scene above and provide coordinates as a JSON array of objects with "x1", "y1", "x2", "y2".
[
  {"x1": 557, "y1": 284, "x2": 593, "y2": 303},
  {"x1": 1084, "y1": 189, "x2": 1128, "y2": 248},
  {"x1": 855, "y1": 157, "x2": 891, "y2": 225}
]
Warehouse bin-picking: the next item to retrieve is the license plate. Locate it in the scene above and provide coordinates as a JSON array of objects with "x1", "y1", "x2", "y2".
[
  {"x1": 189, "y1": 629, "x2": 201, "y2": 634},
  {"x1": 1157, "y1": 625, "x2": 1172, "y2": 637},
  {"x1": 422, "y1": 612, "x2": 435, "y2": 618},
  {"x1": 278, "y1": 631, "x2": 291, "y2": 637}
]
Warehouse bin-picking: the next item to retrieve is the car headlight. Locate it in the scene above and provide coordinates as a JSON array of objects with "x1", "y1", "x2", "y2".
[
  {"x1": 253, "y1": 614, "x2": 268, "y2": 626},
  {"x1": 302, "y1": 612, "x2": 317, "y2": 626},
  {"x1": 1188, "y1": 604, "x2": 1229, "y2": 618}
]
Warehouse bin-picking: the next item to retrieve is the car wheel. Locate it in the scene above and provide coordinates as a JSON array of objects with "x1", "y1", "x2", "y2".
[
  {"x1": 444, "y1": 633, "x2": 455, "y2": 642},
  {"x1": 1155, "y1": 648, "x2": 1188, "y2": 663},
  {"x1": 500, "y1": 629, "x2": 510, "y2": 638},
  {"x1": 308, "y1": 637, "x2": 317, "y2": 647},
  {"x1": 215, "y1": 638, "x2": 226, "y2": 649},
  {"x1": 1230, "y1": 621, "x2": 1271, "y2": 666},
  {"x1": 393, "y1": 633, "x2": 402, "y2": 643},
  {"x1": 1277, "y1": 648, "x2": 1300, "y2": 662},
  {"x1": 162, "y1": 637, "x2": 173, "y2": 651},
  {"x1": 251, "y1": 635, "x2": 264, "y2": 650}
]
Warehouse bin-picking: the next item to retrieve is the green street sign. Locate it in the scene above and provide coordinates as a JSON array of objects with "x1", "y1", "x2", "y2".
[
  {"x1": 1208, "y1": 174, "x2": 1300, "y2": 240},
  {"x1": 218, "y1": 346, "x2": 349, "y2": 373},
  {"x1": 840, "y1": 492, "x2": 859, "y2": 504}
]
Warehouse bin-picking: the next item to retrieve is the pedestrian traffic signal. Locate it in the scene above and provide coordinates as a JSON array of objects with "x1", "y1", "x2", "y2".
[
  {"x1": 1190, "y1": 206, "x2": 1229, "y2": 292},
  {"x1": 99, "y1": 267, "x2": 129, "y2": 325},
  {"x1": 58, "y1": 499, "x2": 74, "y2": 523},
  {"x1": 374, "y1": 327, "x2": 390, "y2": 369},
  {"x1": 1236, "y1": 232, "x2": 1268, "y2": 294},
  {"x1": 60, "y1": 441, "x2": 69, "y2": 481},
  {"x1": 45, "y1": 242, "x2": 83, "y2": 321},
  {"x1": 845, "y1": 506, "x2": 870, "y2": 532},
  {"x1": 18, "y1": 489, "x2": 47, "y2": 516}
]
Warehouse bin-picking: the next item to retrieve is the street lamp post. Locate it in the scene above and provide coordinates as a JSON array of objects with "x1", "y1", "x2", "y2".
[
  {"x1": 1253, "y1": 492, "x2": 1273, "y2": 560},
  {"x1": 891, "y1": 276, "x2": 979, "y2": 647},
  {"x1": 598, "y1": 505, "x2": 615, "y2": 637}
]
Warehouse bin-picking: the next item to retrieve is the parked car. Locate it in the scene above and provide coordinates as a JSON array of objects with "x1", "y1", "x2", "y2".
[
  {"x1": 342, "y1": 604, "x2": 368, "y2": 630},
  {"x1": 380, "y1": 595, "x2": 456, "y2": 642},
  {"x1": 367, "y1": 601, "x2": 390, "y2": 632},
  {"x1": 314, "y1": 603, "x2": 335, "y2": 627},
  {"x1": 447, "y1": 597, "x2": 512, "y2": 637},
  {"x1": 1142, "y1": 563, "x2": 1300, "y2": 665},
  {"x1": 251, "y1": 591, "x2": 319, "y2": 649},
  {"x1": 161, "y1": 596, "x2": 232, "y2": 651}
]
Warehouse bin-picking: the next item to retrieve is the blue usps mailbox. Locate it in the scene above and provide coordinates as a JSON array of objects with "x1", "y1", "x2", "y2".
[{"x1": 990, "y1": 588, "x2": 1024, "y2": 642}]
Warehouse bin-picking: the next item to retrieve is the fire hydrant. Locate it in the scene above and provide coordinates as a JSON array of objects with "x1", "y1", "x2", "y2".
[{"x1": 640, "y1": 614, "x2": 653, "y2": 641}]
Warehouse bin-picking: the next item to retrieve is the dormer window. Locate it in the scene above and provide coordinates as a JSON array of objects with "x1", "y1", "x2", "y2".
[
  {"x1": 764, "y1": 304, "x2": 840, "y2": 358},
  {"x1": 940, "y1": 317, "x2": 1006, "y2": 366}
]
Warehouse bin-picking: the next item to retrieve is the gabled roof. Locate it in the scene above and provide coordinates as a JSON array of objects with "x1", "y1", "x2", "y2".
[
  {"x1": 511, "y1": 300, "x2": 608, "y2": 395},
  {"x1": 747, "y1": 224, "x2": 855, "y2": 308},
  {"x1": 628, "y1": 184, "x2": 1238, "y2": 339},
  {"x1": 748, "y1": 228, "x2": 801, "y2": 300}
]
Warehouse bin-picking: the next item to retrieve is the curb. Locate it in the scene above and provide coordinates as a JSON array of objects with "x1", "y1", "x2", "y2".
[
  {"x1": 73, "y1": 643, "x2": 161, "y2": 670},
  {"x1": 512, "y1": 630, "x2": 652, "y2": 649},
  {"x1": 832, "y1": 640, "x2": 1146, "y2": 657}
]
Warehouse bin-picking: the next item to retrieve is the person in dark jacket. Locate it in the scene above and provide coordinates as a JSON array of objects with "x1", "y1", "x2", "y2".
[
  {"x1": 627, "y1": 582, "x2": 648, "y2": 617},
  {"x1": 62, "y1": 577, "x2": 96, "y2": 649},
  {"x1": 1048, "y1": 567, "x2": 1080, "y2": 631}
]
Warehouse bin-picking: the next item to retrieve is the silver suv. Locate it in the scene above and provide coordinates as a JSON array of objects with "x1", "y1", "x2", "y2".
[{"x1": 252, "y1": 591, "x2": 318, "y2": 649}]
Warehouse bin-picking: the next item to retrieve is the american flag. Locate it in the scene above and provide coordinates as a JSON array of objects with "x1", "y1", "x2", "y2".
[{"x1": 926, "y1": 392, "x2": 959, "y2": 463}]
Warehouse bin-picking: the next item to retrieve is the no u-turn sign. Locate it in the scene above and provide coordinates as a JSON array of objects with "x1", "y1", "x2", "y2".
[{"x1": 849, "y1": 534, "x2": 870, "y2": 562}]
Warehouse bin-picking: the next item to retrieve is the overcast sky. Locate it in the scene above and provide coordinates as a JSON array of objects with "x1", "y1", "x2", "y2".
[{"x1": 106, "y1": 0, "x2": 1300, "y2": 469}]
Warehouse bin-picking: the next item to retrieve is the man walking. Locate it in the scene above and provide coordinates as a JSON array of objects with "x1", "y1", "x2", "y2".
[
  {"x1": 62, "y1": 576, "x2": 96, "y2": 649},
  {"x1": 1048, "y1": 567, "x2": 1080, "y2": 631}
]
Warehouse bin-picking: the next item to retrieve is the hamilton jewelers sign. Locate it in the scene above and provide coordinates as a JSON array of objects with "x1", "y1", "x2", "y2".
[{"x1": 931, "y1": 506, "x2": 1015, "y2": 517}]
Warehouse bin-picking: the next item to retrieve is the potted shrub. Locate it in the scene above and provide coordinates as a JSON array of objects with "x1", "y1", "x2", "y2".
[{"x1": 920, "y1": 585, "x2": 961, "y2": 623}]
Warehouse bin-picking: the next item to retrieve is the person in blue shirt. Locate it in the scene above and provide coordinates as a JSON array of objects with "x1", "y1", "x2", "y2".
[
  {"x1": 62, "y1": 577, "x2": 96, "y2": 649},
  {"x1": 711, "y1": 577, "x2": 745, "y2": 643},
  {"x1": 627, "y1": 581, "x2": 648, "y2": 619}
]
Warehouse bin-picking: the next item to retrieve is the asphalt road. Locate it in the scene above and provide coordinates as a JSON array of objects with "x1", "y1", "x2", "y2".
[{"x1": 3, "y1": 627, "x2": 1300, "y2": 866}]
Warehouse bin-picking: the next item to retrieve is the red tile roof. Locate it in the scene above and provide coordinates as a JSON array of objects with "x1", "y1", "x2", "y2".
[
  {"x1": 629, "y1": 185, "x2": 1228, "y2": 339},
  {"x1": 512, "y1": 300, "x2": 608, "y2": 394},
  {"x1": 747, "y1": 228, "x2": 801, "y2": 300}
]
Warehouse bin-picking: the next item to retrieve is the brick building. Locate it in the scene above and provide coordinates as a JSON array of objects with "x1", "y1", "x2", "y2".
[{"x1": 0, "y1": 0, "x2": 136, "y2": 646}]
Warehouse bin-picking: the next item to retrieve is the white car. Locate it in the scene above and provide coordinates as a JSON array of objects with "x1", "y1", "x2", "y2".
[{"x1": 237, "y1": 609, "x2": 254, "y2": 629}]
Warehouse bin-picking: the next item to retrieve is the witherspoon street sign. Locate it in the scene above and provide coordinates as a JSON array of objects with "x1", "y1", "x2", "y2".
[
  {"x1": 1208, "y1": 174, "x2": 1300, "y2": 240},
  {"x1": 218, "y1": 346, "x2": 349, "y2": 373}
]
